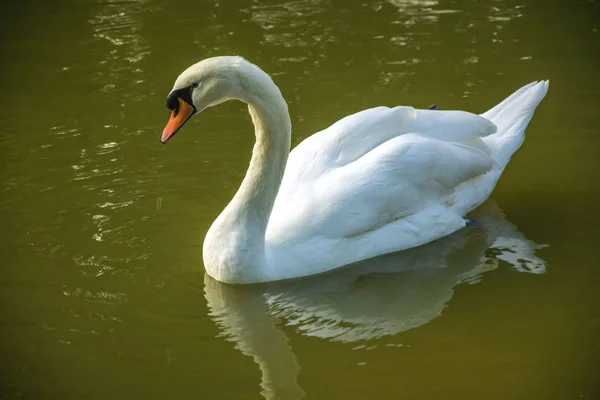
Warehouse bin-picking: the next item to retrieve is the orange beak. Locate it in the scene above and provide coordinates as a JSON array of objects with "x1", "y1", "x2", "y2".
[{"x1": 161, "y1": 98, "x2": 195, "y2": 143}]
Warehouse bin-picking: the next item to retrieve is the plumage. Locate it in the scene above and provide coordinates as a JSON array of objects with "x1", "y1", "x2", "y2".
[{"x1": 162, "y1": 56, "x2": 548, "y2": 283}]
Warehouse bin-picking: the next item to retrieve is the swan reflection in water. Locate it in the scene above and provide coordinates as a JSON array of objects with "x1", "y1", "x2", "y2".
[{"x1": 204, "y1": 201, "x2": 547, "y2": 399}]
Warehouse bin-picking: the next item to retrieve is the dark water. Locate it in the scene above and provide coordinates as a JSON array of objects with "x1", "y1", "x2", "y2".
[{"x1": 1, "y1": 0, "x2": 599, "y2": 398}]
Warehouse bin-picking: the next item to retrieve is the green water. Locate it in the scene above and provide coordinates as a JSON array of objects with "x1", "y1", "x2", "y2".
[{"x1": 1, "y1": 0, "x2": 599, "y2": 398}]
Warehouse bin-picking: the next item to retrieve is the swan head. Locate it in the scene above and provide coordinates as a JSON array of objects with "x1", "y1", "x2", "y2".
[{"x1": 161, "y1": 56, "x2": 270, "y2": 143}]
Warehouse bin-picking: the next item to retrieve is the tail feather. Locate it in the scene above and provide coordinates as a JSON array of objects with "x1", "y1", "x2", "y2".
[{"x1": 482, "y1": 80, "x2": 549, "y2": 167}]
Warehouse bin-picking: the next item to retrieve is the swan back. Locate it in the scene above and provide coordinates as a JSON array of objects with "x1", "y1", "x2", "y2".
[{"x1": 290, "y1": 106, "x2": 496, "y2": 178}]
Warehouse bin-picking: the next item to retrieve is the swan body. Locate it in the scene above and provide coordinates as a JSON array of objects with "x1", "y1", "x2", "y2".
[{"x1": 161, "y1": 56, "x2": 548, "y2": 284}]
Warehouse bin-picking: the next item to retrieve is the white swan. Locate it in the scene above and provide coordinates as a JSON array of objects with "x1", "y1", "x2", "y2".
[{"x1": 161, "y1": 56, "x2": 548, "y2": 284}]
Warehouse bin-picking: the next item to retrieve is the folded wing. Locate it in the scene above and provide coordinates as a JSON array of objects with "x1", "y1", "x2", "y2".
[{"x1": 269, "y1": 106, "x2": 497, "y2": 241}]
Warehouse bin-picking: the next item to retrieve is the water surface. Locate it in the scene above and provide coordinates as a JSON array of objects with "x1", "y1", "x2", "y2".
[{"x1": 1, "y1": 0, "x2": 599, "y2": 399}]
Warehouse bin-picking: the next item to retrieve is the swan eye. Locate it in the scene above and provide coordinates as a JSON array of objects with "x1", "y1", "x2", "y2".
[{"x1": 191, "y1": 82, "x2": 200, "y2": 89}]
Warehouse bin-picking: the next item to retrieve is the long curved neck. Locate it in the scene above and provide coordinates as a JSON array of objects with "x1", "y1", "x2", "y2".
[
  {"x1": 229, "y1": 98, "x2": 290, "y2": 239},
  {"x1": 203, "y1": 67, "x2": 291, "y2": 283}
]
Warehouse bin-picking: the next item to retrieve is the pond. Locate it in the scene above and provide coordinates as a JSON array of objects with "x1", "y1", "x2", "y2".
[{"x1": 1, "y1": 0, "x2": 598, "y2": 398}]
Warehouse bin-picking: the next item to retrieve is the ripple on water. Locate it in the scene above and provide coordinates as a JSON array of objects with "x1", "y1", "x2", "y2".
[
  {"x1": 63, "y1": 285, "x2": 129, "y2": 306},
  {"x1": 88, "y1": 0, "x2": 152, "y2": 98}
]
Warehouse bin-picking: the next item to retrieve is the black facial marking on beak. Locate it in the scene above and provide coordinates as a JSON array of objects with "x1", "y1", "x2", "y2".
[
  {"x1": 162, "y1": 85, "x2": 198, "y2": 144},
  {"x1": 166, "y1": 86, "x2": 197, "y2": 113}
]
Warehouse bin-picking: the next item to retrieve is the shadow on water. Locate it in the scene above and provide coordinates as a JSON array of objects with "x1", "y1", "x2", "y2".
[{"x1": 203, "y1": 200, "x2": 547, "y2": 399}]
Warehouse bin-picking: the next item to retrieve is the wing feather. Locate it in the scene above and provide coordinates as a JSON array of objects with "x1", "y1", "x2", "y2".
[{"x1": 268, "y1": 107, "x2": 496, "y2": 241}]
